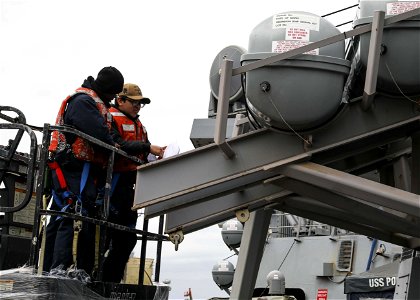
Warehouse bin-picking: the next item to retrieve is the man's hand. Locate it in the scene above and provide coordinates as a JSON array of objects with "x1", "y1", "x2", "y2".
[{"x1": 150, "y1": 145, "x2": 166, "y2": 159}]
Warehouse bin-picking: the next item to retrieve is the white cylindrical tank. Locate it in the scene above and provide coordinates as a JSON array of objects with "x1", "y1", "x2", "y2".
[{"x1": 242, "y1": 11, "x2": 351, "y2": 131}]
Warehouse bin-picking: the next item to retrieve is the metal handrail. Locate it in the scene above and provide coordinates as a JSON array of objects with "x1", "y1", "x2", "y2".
[
  {"x1": 49, "y1": 124, "x2": 142, "y2": 163},
  {"x1": 40, "y1": 209, "x2": 169, "y2": 241},
  {"x1": 0, "y1": 123, "x2": 37, "y2": 213},
  {"x1": 0, "y1": 106, "x2": 26, "y2": 124},
  {"x1": 28, "y1": 122, "x2": 169, "y2": 282}
]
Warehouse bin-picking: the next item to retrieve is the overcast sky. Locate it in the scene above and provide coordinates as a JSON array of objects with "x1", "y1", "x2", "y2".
[{"x1": 1, "y1": 0, "x2": 358, "y2": 299}]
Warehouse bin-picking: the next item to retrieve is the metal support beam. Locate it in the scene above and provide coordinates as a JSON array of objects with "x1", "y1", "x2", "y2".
[
  {"x1": 230, "y1": 208, "x2": 273, "y2": 300},
  {"x1": 362, "y1": 10, "x2": 385, "y2": 110},
  {"x1": 135, "y1": 128, "x2": 308, "y2": 210},
  {"x1": 278, "y1": 162, "x2": 420, "y2": 215},
  {"x1": 154, "y1": 215, "x2": 165, "y2": 282},
  {"x1": 29, "y1": 124, "x2": 50, "y2": 267},
  {"x1": 102, "y1": 152, "x2": 115, "y2": 220},
  {"x1": 135, "y1": 100, "x2": 420, "y2": 245},
  {"x1": 274, "y1": 178, "x2": 420, "y2": 238},
  {"x1": 273, "y1": 196, "x2": 417, "y2": 248},
  {"x1": 163, "y1": 185, "x2": 290, "y2": 234},
  {"x1": 412, "y1": 131, "x2": 420, "y2": 195},
  {"x1": 394, "y1": 256, "x2": 420, "y2": 299},
  {"x1": 390, "y1": 155, "x2": 417, "y2": 221},
  {"x1": 393, "y1": 155, "x2": 411, "y2": 191},
  {"x1": 139, "y1": 218, "x2": 149, "y2": 285},
  {"x1": 231, "y1": 114, "x2": 249, "y2": 137},
  {"x1": 135, "y1": 98, "x2": 419, "y2": 211},
  {"x1": 215, "y1": 59, "x2": 235, "y2": 159}
]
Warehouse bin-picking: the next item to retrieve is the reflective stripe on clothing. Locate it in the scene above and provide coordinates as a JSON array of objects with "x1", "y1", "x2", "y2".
[{"x1": 110, "y1": 107, "x2": 148, "y2": 172}]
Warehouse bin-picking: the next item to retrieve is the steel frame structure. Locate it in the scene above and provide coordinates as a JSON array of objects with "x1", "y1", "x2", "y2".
[{"x1": 133, "y1": 8, "x2": 420, "y2": 299}]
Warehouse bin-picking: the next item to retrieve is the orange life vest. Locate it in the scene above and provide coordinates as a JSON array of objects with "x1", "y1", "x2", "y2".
[
  {"x1": 49, "y1": 87, "x2": 112, "y2": 165},
  {"x1": 109, "y1": 107, "x2": 148, "y2": 172}
]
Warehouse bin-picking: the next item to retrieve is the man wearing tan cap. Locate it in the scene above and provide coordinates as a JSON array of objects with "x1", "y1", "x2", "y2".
[{"x1": 102, "y1": 83, "x2": 166, "y2": 283}]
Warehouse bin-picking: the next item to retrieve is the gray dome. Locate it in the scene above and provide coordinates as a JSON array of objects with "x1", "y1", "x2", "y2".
[
  {"x1": 242, "y1": 11, "x2": 351, "y2": 131},
  {"x1": 221, "y1": 219, "x2": 243, "y2": 248},
  {"x1": 210, "y1": 45, "x2": 246, "y2": 103},
  {"x1": 248, "y1": 11, "x2": 345, "y2": 58},
  {"x1": 267, "y1": 270, "x2": 286, "y2": 295},
  {"x1": 212, "y1": 261, "x2": 235, "y2": 288}
]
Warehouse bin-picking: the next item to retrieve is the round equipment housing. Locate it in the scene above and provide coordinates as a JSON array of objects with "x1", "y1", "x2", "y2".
[
  {"x1": 267, "y1": 270, "x2": 286, "y2": 295},
  {"x1": 242, "y1": 11, "x2": 351, "y2": 131},
  {"x1": 210, "y1": 45, "x2": 247, "y2": 103},
  {"x1": 221, "y1": 219, "x2": 244, "y2": 248},
  {"x1": 212, "y1": 260, "x2": 235, "y2": 289}
]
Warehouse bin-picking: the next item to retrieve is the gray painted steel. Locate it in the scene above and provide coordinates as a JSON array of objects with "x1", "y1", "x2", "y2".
[
  {"x1": 242, "y1": 54, "x2": 351, "y2": 131},
  {"x1": 214, "y1": 59, "x2": 235, "y2": 158},
  {"x1": 361, "y1": 10, "x2": 385, "y2": 110},
  {"x1": 358, "y1": 0, "x2": 420, "y2": 19},
  {"x1": 132, "y1": 8, "x2": 420, "y2": 299},
  {"x1": 135, "y1": 97, "x2": 419, "y2": 217},
  {"x1": 209, "y1": 45, "x2": 246, "y2": 103},
  {"x1": 244, "y1": 11, "x2": 351, "y2": 131},
  {"x1": 393, "y1": 256, "x2": 420, "y2": 299},
  {"x1": 355, "y1": 1, "x2": 420, "y2": 95},
  {"x1": 273, "y1": 197, "x2": 415, "y2": 248},
  {"x1": 278, "y1": 162, "x2": 420, "y2": 216},
  {"x1": 189, "y1": 118, "x2": 235, "y2": 148},
  {"x1": 276, "y1": 178, "x2": 420, "y2": 239},
  {"x1": 232, "y1": 8, "x2": 420, "y2": 76},
  {"x1": 229, "y1": 209, "x2": 273, "y2": 300},
  {"x1": 162, "y1": 185, "x2": 290, "y2": 234}
]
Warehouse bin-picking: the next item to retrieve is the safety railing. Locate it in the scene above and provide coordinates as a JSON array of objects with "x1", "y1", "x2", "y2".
[
  {"x1": 29, "y1": 122, "x2": 169, "y2": 283},
  {"x1": 0, "y1": 108, "x2": 168, "y2": 285}
]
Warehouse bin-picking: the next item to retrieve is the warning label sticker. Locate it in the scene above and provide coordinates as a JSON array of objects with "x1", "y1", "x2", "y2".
[
  {"x1": 285, "y1": 27, "x2": 310, "y2": 41},
  {"x1": 387, "y1": 1, "x2": 420, "y2": 14},
  {"x1": 272, "y1": 40, "x2": 319, "y2": 55},
  {"x1": 273, "y1": 13, "x2": 320, "y2": 31},
  {"x1": 316, "y1": 288, "x2": 328, "y2": 300}
]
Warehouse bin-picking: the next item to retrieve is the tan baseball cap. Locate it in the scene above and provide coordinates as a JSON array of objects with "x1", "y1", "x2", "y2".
[{"x1": 118, "y1": 83, "x2": 151, "y2": 104}]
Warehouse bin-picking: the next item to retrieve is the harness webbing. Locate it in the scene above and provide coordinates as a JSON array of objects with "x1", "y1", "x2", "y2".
[
  {"x1": 71, "y1": 162, "x2": 90, "y2": 267},
  {"x1": 48, "y1": 161, "x2": 91, "y2": 269},
  {"x1": 48, "y1": 161, "x2": 67, "y2": 190}
]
